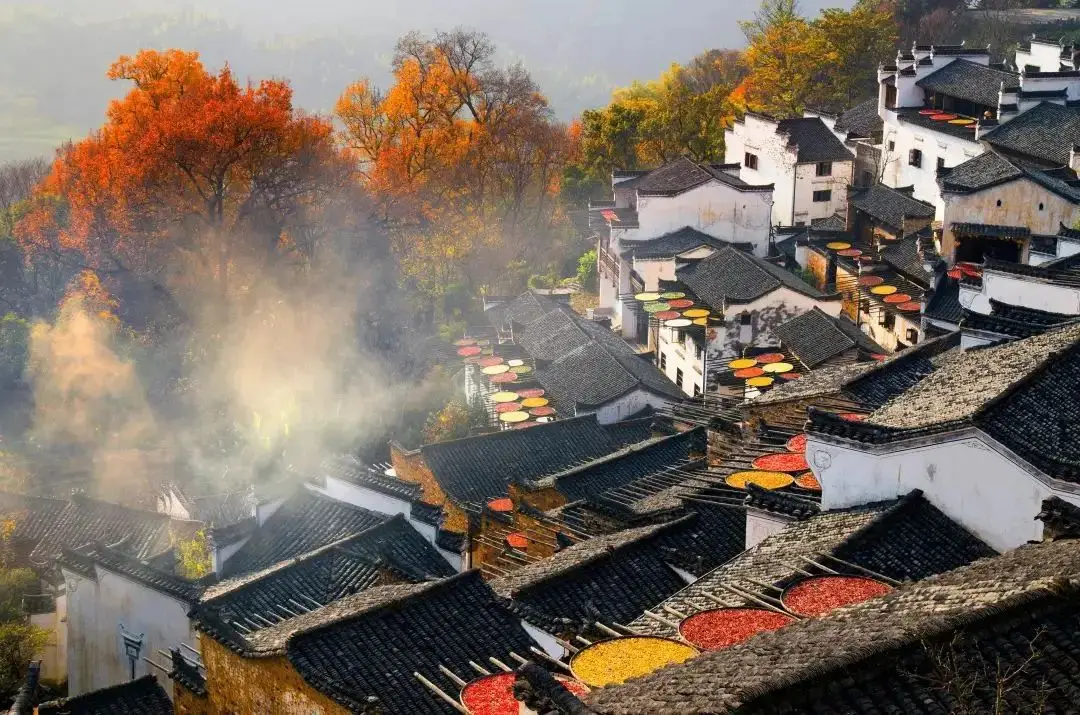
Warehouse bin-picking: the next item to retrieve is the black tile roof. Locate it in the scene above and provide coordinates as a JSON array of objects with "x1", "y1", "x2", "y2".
[
  {"x1": 632, "y1": 157, "x2": 773, "y2": 196},
  {"x1": 810, "y1": 213, "x2": 848, "y2": 231},
  {"x1": 744, "y1": 484, "x2": 821, "y2": 519},
  {"x1": 618, "y1": 226, "x2": 747, "y2": 261},
  {"x1": 896, "y1": 108, "x2": 985, "y2": 140},
  {"x1": 842, "y1": 331, "x2": 961, "y2": 408},
  {"x1": 487, "y1": 291, "x2": 558, "y2": 330},
  {"x1": 752, "y1": 361, "x2": 876, "y2": 405},
  {"x1": 774, "y1": 307, "x2": 883, "y2": 368},
  {"x1": 869, "y1": 322, "x2": 1080, "y2": 431},
  {"x1": 880, "y1": 235, "x2": 936, "y2": 287},
  {"x1": 677, "y1": 246, "x2": 831, "y2": 307},
  {"x1": 951, "y1": 221, "x2": 1031, "y2": 238},
  {"x1": 535, "y1": 318, "x2": 684, "y2": 409},
  {"x1": 10, "y1": 660, "x2": 40, "y2": 715},
  {"x1": 589, "y1": 537, "x2": 1080, "y2": 714},
  {"x1": 37, "y1": 675, "x2": 172, "y2": 715},
  {"x1": 543, "y1": 429, "x2": 706, "y2": 501},
  {"x1": 58, "y1": 545, "x2": 203, "y2": 602},
  {"x1": 982, "y1": 101, "x2": 1080, "y2": 166},
  {"x1": 832, "y1": 98, "x2": 883, "y2": 138},
  {"x1": 202, "y1": 515, "x2": 454, "y2": 633},
  {"x1": 491, "y1": 510, "x2": 744, "y2": 636},
  {"x1": 514, "y1": 663, "x2": 593, "y2": 715},
  {"x1": 420, "y1": 415, "x2": 653, "y2": 510},
  {"x1": 0, "y1": 492, "x2": 179, "y2": 568},
  {"x1": 168, "y1": 647, "x2": 206, "y2": 698},
  {"x1": 220, "y1": 488, "x2": 389, "y2": 577},
  {"x1": 985, "y1": 251, "x2": 1080, "y2": 286},
  {"x1": 923, "y1": 274, "x2": 963, "y2": 325},
  {"x1": 849, "y1": 184, "x2": 936, "y2": 234},
  {"x1": 775, "y1": 117, "x2": 855, "y2": 163},
  {"x1": 285, "y1": 571, "x2": 537, "y2": 714},
  {"x1": 961, "y1": 299, "x2": 1078, "y2": 339},
  {"x1": 626, "y1": 490, "x2": 993, "y2": 642},
  {"x1": 206, "y1": 517, "x2": 255, "y2": 548},
  {"x1": 915, "y1": 58, "x2": 1017, "y2": 107}
]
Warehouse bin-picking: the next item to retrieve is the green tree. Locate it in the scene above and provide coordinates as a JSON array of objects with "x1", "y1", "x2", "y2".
[
  {"x1": 175, "y1": 530, "x2": 212, "y2": 579},
  {"x1": 817, "y1": 0, "x2": 899, "y2": 107},
  {"x1": 423, "y1": 400, "x2": 486, "y2": 444},
  {"x1": 0, "y1": 622, "x2": 48, "y2": 694},
  {"x1": 576, "y1": 249, "x2": 598, "y2": 293}
]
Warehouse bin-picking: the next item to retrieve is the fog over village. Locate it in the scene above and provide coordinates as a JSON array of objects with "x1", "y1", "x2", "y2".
[{"x1": 2, "y1": 0, "x2": 1080, "y2": 712}]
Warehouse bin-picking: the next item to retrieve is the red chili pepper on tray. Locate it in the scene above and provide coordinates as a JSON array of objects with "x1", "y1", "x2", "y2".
[{"x1": 783, "y1": 576, "x2": 892, "y2": 617}]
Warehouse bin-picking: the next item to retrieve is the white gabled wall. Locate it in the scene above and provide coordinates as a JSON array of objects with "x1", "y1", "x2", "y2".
[
  {"x1": 964, "y1": 269, "x2": 1080, "y2": 316},
  {"x1": 64, "y1": 567, "x2": 195, "y2": 698},
  {"x1": 726, "y1": 115, "x2": 852, "y2": 227},
  {"x1": 633, "y1": 182, "x2": 773, "y2": 256},
  {"x1": 589, "y1": 388, "x2": 672, "y2": 425},
  {"x1": 879, "y1": 116, "x2": 982, "y2": 217},
  {"x1": 807, "y1": 431, "x2": 1080, "y2": 551}
]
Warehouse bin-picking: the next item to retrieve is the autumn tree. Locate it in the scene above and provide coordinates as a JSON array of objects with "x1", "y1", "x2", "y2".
[
  {"x1": 737, "y1": 0, "x2": 898, "y2": 117},
  {"x1": 569, "y1": 49, "x2": 746, "y2": 198},
  {"x1": 336, "y1": 30, "x2": 574, "y2": 310},
  {"x1": 16, "y1": 50, "x2": 343, "y2": 326}
]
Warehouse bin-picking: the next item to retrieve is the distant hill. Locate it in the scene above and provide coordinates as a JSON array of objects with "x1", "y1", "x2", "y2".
[{"x1": 0, "y1": 0, "x2": 852, "y2": 161}]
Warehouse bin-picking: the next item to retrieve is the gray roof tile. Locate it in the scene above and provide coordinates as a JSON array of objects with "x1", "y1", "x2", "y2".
[{"x1": 915, "y1": 58, "x2": 1017, "y2": 107}]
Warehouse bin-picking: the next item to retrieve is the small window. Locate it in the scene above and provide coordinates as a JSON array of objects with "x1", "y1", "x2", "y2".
[
  {"x1": 693, "y1": 383, "x2": 701, "y2": 398},
  {"x1": 676, "y1": 368, "x2": 684, "y2": 388},
  {"x1": 744, "y1": 152, "x2": 758, "y2": 170},
  {"x1": 694, "y1": 342, "x2": 702, "y2": 359},
  {"x1": 908, "y1": 148, "x2": 922, "y2": 168},
  {"x1": 861, "y1": 170, "x2": 873, "y2": 186},
  {"x1": 812, "y1": 189, "x2": 832, "y2": 203},
  {"x1": 996, "y1": 199, "x2": 1002, "y2": 207},
  {"x1": 740, "y1": 312, "x2": 752, "y2": 326},
  {"x1": 936, "y1": 157, "x2": 945, "y2": 172},
  {"x1": 906, "y1": 327, "x2": 920, "y2": 343},
  {"x1": 815, "y1": 161, "x2": 832, "y2": 177},
  {"x1": 883, "y1": 312, "x2": 896, "y2": 330},
  {"x1": 888, "y1": 140, "x2": 896, "y2": 152},
  {"x1": 860, "y1": 299, "x2": 870, "y2": 314},
  {"x1": 659, "y1": 352, "x2": 666, "y2": 370},
  {"x1": 1039, "y1": 202, "x2": 1045, "y2": 211}
]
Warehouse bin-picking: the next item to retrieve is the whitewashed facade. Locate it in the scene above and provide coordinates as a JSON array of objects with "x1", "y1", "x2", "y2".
[{"x1": 725, "y1": 113, "x2": 854, "y2": 227}]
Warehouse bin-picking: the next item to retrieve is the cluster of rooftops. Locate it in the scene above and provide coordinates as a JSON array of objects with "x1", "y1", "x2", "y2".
[{"x1": 12, "y1": 35, "x2": 1080, "y2": 715}]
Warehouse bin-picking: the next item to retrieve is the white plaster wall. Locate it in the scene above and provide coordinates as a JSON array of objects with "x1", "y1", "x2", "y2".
[
  {"x1": 1059, "y1": 238, "x2": 1080, "y2": 259},
  {"x1": 1016, "y1": 42, "x2": 1063, "y2": 72},
  {"x1": 807, "y1": 432, "x2": 1080, "y2": 551},
  {"x1": 725, "y1": 117, "x2": 797, "y2": 228},
  {"x1": 590, "y1": 389, "x2": 672, "y2": 424},
  {"x1": 793, "y1": 161, "x2": 853, "y2": 226},
  {"x1": 31, "y1": 592, "x2": 66, "y2": 684},
  {"x1": 634, "y1": 182, "x2": 773, "y2": 256},
  {"x1": 880, "y1": 114, "x2": 982, "y2": 216},
  {"x1": 705, "y1": 291, "x2": 844, "y2": 365},
  {"x1": 862, "y1": 308, "x2": 921, "y2": 352},
  {"x1": 312, "y1": 478, "x2": 462, "y2": 570},
  {"x1": 64, "y1": 568, "x2": 195, "y2": 698},
  {"x1": 745, "y1": 511, "x2": 790, "y2": 549},
  {"x1": 966, "y1": 271, "x2": 1080, "y2": 315},
  {"x1": 657, "y1": 328, "x2": 706, "y2": 397}
]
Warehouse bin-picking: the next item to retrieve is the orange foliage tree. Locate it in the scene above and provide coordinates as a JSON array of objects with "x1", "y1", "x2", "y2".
[
  {"x1": 16, "y1": 49, "x2": 343, "y2": 321},
  {"x1": 336, "y1": 30, "x2": 572, "y2": 303}
]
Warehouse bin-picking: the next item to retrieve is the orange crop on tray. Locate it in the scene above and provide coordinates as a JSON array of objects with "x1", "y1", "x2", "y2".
[
  {"x1": 752, "y1": 452, "x2": 809, "y2": 472},
  {"x1": 570, "y1": 637, "x2": 697, "y2": 688},
  {"x1": 680, "y1": 608, "x2": 794, "y2": 650},
  {"x1": 783, "y1": 576, "x2": 892, "y2": 617}
]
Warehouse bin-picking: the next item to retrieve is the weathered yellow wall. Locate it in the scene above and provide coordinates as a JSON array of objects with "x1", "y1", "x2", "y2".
[
  {"x1": 198, "y1": 637, "x2": 349, "y2": 715},
  {"x1": 389, "y1": 443, "x2": 468, "y2": 533},
  {"x1": 943, "y1": 179, "x2": 1080, "y2": 263}
]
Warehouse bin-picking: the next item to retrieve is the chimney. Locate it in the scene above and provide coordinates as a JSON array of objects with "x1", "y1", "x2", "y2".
[{"x1": 1070, "y1": 145, "x2": 1080, "y2": 173}]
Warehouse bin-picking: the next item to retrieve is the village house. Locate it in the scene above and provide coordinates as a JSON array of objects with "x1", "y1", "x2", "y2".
[
  {"x1": 580, "y1": 520, "x2": 1078, "y2": 713},
  {"x1": 960, "y1": 251, "x2": 1080, "y2": 318},
  {"x1": 650, "y1": 246, "x2": 842, "y2": 398},
  {"x1": 938, "y1": 150, "x2": 1080, "y2": 265},
  {"x1": 57, "y1": 545, "x2": 203, "y2": 700},
  {"x1": 725, "y1": 113, "x2": 855, "y2": 227},
  {"x1": 809, "y1": 98, "x2": 885, "y2": 187},
  {"x1": 389, "y1": 414, "x2": 657, "y2": 568},
  {"x1": 182, "y1": 571, "x2": 540, "y2": 714},
  {"x1": 34, "y1": 674, "x2": 173, "y2": 714},
  {"x1": 593, "y1": 157, "x2": 774, "y2": 338},
  {"x1": 472, "y1": 292, "x2": 683, "y2": 422},
  {"x1": 806, "y1": 322, "x2": 1080, "y2": 551},
  {"x1": 773, "y1": 307, "x2": 885, "y2": 371},
  {"x1": 0, "y1": 490, "x2": 202, "y2": 690},
  {"x1": 877, "y1": 39, "x2": 1080, "y2": 218}
]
